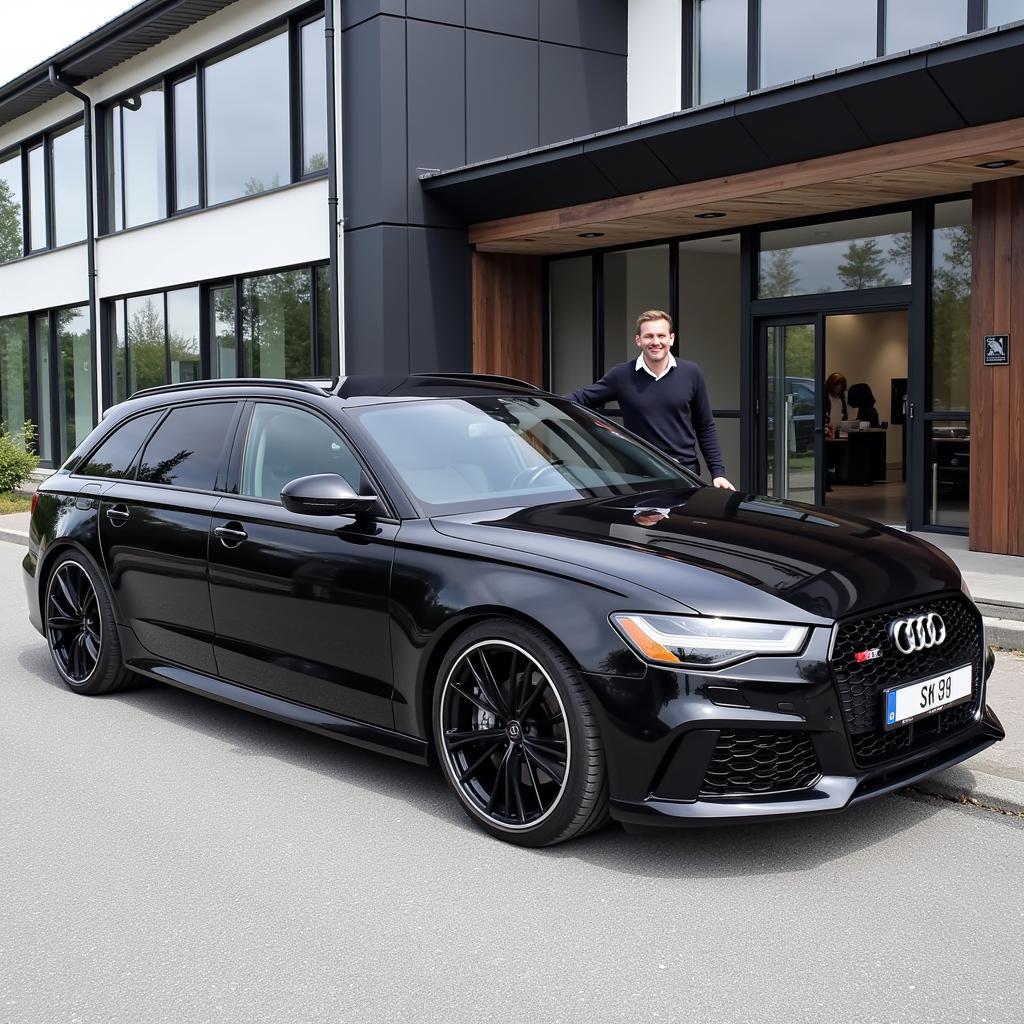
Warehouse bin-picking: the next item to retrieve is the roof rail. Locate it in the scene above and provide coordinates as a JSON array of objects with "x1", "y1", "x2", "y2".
[
  {"x1": 128, "y1": 378, "x2": 333, "y2": 401},
  {"x1": 411, "y1": 372, "x2": 543, "y2": 390}
]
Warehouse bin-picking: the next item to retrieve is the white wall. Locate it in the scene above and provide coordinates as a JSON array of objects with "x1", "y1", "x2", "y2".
[
  {"x1": 627, "y1": 0, "x2": 683, "y2": 122},
  {"x1": 825, "y1": 311, "x2": 908, "y2": 469},
  {"x1": 97, "y1": 178, "x2": 329, "y2": 298},
  {"x1": 0, "y1": 244, "x2": 87, "y2": 317}
]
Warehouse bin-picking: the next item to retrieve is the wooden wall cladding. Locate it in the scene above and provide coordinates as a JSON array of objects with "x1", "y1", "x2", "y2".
[
  {"x1": 471, "y1": 251, "x2": 544, "y2": 386},
  {"x1": 970, "y1": 179, "x2": 1024, "y2": 555}
]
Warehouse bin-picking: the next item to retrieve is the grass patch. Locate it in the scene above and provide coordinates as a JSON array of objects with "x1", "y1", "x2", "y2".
[{"x1": 0, "y1": 492, "x2": 32, "y2": 515}]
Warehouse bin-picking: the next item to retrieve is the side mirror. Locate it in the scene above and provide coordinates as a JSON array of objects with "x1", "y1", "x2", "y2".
[{"x1": 280, "y1": 474, "x2": 377, "y2": 516}]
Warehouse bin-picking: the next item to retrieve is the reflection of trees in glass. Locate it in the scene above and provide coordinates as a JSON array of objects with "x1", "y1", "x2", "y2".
[
  {"x1": 0, "y1": 315, "x2": 31, "y2": 431},
  {"x1": 243, "y1": 175, "x2": 282, "y2": 196},
  {"x1": 128, "y1": 298, "x2": 167, "y2": 393},
  {"x1": 242, "y1": 270, "x2": 312, "y2": 378},
  {"x1": 305, "y1": 153, "x2": 327, "y2": 172},
  {"x1": 0, "y1": 178, "x2": 22, "y2": 263},
  {"x1": 785, "y1": 324, "x2": 815, "y2": 380},
  {"x1": 837, "y1": 239, "x2": 894, "y2": 290},
  {"x1": 761, "y1": 249, "x2": 800, "y2": 298},
  {"x1": 138, "y1": 448, "x2": 193, "y2": 484},
  {"x1": 888, "y1": 231, "x2": 912, "y2": 282},
  {"x1": 932, "y1": 224, "x2": 971, "y2": 411}
]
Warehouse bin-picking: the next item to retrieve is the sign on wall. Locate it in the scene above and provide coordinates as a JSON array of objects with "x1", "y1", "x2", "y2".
[{"x1": 984, "y1": 334, "x2": 1010, "y2": 365}]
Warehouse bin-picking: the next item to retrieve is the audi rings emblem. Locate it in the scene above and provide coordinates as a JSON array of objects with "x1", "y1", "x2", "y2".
[{"x1": 889, "y1": 612, "x2": 947, "y2": 654}]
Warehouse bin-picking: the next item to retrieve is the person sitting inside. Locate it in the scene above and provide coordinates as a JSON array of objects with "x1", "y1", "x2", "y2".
[{"x1": 847, "y1": 382, "x2": 881, "y2": 428}]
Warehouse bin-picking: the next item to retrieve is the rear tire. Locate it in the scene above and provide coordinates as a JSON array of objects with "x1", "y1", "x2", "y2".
[
  {"x1": 433, "y1": 619, "x2": 610, "y2": 847},
  {"x1": 44, "y1": 552, "x2": 138, "y2": 695}
]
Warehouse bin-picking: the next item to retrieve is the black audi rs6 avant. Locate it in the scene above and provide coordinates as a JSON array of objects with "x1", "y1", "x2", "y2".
[{"x1": 23, "y1": 375, "x2": 1003, "y2": 846}]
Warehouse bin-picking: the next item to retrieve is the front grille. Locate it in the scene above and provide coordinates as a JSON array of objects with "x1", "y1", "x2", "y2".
[
  {"x1": 831, "y1": 595, "x2": 982, "y2": 767},
  {"x1": 700, "y1": 731, "x2": 820, "y2": 797}
]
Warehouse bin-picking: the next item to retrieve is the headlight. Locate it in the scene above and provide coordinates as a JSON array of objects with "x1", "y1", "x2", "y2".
[{"x1": 612, "y1": 613, "x2": 809, "y2": 669}]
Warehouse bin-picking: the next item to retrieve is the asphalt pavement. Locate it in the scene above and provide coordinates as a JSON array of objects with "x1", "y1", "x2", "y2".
[{"x1": 1, "y1": 542, "x2": 1022, "y2": 1024}]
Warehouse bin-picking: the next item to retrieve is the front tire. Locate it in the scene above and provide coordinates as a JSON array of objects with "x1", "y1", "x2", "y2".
[
  {"x1": 44, "y1": 552, "x2": 137, "y2": 695},
  {"x1": 433, "y1": 620, "x2": 609, "y2": 847}
]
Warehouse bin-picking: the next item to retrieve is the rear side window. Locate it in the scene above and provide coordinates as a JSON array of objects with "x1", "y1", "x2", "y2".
[
  {"x1": 137, "y1": 403, "x2": 236, "y2": 490},
  {"x1": 77, "y1": 411, "x2": 161, "y2": 479}
]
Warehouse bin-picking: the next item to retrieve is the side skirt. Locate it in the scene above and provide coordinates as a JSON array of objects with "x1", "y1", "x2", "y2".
[{"x1": 129, "y1": 658, "x2": 430, "y2": 765}]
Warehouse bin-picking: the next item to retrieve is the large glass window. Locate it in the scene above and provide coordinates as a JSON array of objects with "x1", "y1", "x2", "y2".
[
  {"x1": 34, "y1": 314, "x2": 52, "y2": 463},
  {"x1": 137, "y1": 403, "x2": 235, "y2": 490},
  {"x1": 759, "y1": 212, "x2": 913, "y2": 298},
  {"x1": 205, "y1": 33, "x2": 290, "y2": 204},
  {"x1": 697, "y1": 0, "x2": 748, "y2": 104},
  {"x1": 760, "y1": 0, "x2": 876, "y2": 88},
  {"x1": 603, "y1": 246, "x2": 670, "y2": 372},
  {"x1": 549, "y1": 257, "x2": 593, "y2": 395},
  {"x1": 0, "y1": 153, "x2": 23, "y2": 263},
  {"x1": 885, "y1": 1, "x2": 967, "y2": 53},
  {"x1": 927, "y1": 421, "x2": 970, "y2": 528},
  {"x1": 167, "y1": 288, "x2": 201, "y2": 383},
  {"x1": 51, "y1": 123, "x2": 86, "y2": 247},
  {"x1": 0, "y1": 314, "x2": 30, "y2": 434},
  {"x1": 210, "y1": 284, "x2": 237, "y2": 378},
  {"x1": 315, "y1": 265, "x2": 332, "y2": 375},
  {"x1": 109, "y1": 86, "x2": 166, "y2": 229},
  {"x1": 241, "y1": 269, "x2": 313, "y2": 378},
  {"x1": 301, "y1": 18, "x2": 328, "y2": 174},
  {"x1": 126, "y1": 293, "x2": 166, "y2": 396},
  {"x1": 27, "y1": 144, "x2": 47, "y2": 251},
  {"x1": 56, "y1": 305, "x2": 94, "y2": 458},
  {"x1": 987, "y1": 0, "x2": 1024, "y2": 25},
  {"x1": 931, "y1": 200, "x2": 971, "y2": 412},
  {"x1": 173, "y1": 77, "x2": 199, "y2": 210}
]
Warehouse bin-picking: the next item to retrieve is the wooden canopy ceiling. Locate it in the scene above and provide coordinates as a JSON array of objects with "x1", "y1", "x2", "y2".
[{"x1": 469, "y1": 117, "x2": 1024, "y2": 255}]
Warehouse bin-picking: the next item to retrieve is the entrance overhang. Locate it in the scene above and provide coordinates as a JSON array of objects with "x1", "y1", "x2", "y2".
[{"x1": 421, "y1": 23, "x2": 1024, "y2": 254}]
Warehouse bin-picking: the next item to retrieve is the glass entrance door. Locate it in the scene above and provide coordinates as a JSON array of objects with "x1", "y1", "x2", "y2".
[{"x1": 762, "y1": 320, "x2": 819, "y2": 504}]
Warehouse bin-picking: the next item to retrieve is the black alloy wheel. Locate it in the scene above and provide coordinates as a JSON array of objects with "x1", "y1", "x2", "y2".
[
  {"x1": 44, "y1": 553, "x2": 137, "y2": 695},
  {"x1": 435, "y1": 621, "x2": 609, "y2": 846}
]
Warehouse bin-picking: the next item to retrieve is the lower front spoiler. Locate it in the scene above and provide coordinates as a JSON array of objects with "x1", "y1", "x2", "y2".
[{"x1": 609, "y1": 706, "x2": 1005, "y2": 829}]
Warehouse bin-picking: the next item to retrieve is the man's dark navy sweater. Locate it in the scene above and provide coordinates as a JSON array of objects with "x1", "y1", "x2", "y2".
[{"x1": 566, "y1": 358, "x2": 726, "y2": 477}]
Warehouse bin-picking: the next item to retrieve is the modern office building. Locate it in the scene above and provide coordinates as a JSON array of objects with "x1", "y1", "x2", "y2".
[{"x1": 1, "y1": 1, "x2": 1023, "y2": 555}]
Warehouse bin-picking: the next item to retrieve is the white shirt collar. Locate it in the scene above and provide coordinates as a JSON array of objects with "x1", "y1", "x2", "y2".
[{"x1": 635, "y1": 352, "x2": 677, "y2": 381}]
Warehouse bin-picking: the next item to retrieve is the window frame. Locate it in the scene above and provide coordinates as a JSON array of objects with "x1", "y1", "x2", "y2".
[{"x1": 97, "y1": 2, "x2": 326, "y2": 236}]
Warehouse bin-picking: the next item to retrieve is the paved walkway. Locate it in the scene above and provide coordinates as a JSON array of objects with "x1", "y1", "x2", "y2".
[{"x1": 910, "y1": 529, "x2": 1024, "y2": 607}]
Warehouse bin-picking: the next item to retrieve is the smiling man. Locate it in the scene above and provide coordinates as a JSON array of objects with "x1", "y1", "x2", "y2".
[{"x1": 565, "y1": 309, "x2": 735, "y2": 490}]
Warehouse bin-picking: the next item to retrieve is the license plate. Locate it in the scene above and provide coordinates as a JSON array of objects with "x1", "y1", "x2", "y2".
[{"x1": 883, "y1": 664, "x2": 973, "y2": 729}]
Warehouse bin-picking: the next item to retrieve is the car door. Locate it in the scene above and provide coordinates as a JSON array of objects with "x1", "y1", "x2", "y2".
[
  {"x1": 98, "y1": 401, "x2": 242, "y2": 676},
  {"x1": 207, "y1": 400, "x2": 398, "y2": 728}
]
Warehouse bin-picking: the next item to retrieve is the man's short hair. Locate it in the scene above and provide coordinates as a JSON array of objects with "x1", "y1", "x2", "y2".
[{"x1": 635, "y1": 309, "x2": 673, "y2": 335}]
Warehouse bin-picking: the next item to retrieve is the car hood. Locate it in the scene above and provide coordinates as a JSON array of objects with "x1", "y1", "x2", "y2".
[{"x1": 430, "y1": 486, "x2": 963, "y2": 623}]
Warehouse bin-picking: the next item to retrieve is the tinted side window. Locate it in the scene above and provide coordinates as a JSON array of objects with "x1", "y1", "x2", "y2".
[
  {"x1": 137, "y1": 403, "x2": 236, "y2": 489},
  {"x1": 240, "y1": 403, "x2": 361, "y2": 501},
  {"x1": 78, "y1": 411, "x2": 162, "y2": 479}
]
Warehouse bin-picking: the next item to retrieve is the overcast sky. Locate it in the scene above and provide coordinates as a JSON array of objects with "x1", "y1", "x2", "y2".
[{"x1": 0, "y1": 0, "x2": 135, "y2": 84}]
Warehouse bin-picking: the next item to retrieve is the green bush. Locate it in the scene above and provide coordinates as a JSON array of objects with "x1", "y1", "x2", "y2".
[{"x1": 0, "y1": 420, "x2": 39, "y2": 493}]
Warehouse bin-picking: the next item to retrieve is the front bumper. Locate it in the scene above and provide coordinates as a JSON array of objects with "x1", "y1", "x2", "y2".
[
  {"x1": 582, "y1": 602, "x2": 1004, "y2": 828},
  {"x1": 608, "y1": 706, "x2": 1004, "y2": 828}
]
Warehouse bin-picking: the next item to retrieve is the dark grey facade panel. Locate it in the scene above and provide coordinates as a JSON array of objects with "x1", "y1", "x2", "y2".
[
  {"x1": 343, "y1": 226, "x2": 410, "y2": 375},
  {"x1": 407, "y1": 227, "x2": 471, "y2": 373},
  {"x1": 342, "y1": 15, "x2": 409, "y2": 230},
  {"x1": 466, "y1": 31, "x2": 539, "y2": 164},
  {"x1": 538, "y1": 44, "x2": 626, "y2": 146},
  {"x1": 341, "y1": 0, "x2": 406, "y2": 31},
  {"x1": 539, "y1": 0, "x2": 627, "y2": 54},
  {"x1": 406, "y1": 19, "x2": 466, "y2": 227},
  {"x1": 406, "y1": 0, "x2": 465, "y2": 27},
  {"x1": 467, "y1": 0, "x2": 539, "y2": 39}
]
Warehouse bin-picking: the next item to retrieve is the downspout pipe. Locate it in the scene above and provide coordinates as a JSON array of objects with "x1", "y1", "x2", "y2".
[
  {"x1": 324, "y1": 1, "x2": 341, "y2": 377},
  {"x1": 48, "y1": 65, "x2": 98, "y2": 408}
]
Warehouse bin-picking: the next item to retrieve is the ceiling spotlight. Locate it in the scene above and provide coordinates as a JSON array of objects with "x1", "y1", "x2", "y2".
[
  {"x1": 977, "y1": 159, "x2": 1019, "y2": 169},
  {"x1": 696, "y1": 211, "x2": 726, "y2": 219},
  {"x1": 578, "y1": 231, "x2": 605, "y2": 238}
]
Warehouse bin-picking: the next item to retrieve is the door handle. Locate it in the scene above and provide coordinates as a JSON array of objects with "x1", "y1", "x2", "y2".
[
  {"x1": 214, "y1": 522, "x2": 248, "y2": 547},
  {"x1": 105, "y1": 504, "x2": 130, "y2": 526}
]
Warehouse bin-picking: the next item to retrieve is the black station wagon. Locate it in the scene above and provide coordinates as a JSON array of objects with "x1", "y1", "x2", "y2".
[{"x1": 23, "y1": 375, "x2": 1003, "y2": 846}]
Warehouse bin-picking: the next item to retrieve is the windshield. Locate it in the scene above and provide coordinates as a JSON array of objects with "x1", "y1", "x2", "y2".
[{"x1": 352, "y1": 395, "x2": 700, "y2": 514}]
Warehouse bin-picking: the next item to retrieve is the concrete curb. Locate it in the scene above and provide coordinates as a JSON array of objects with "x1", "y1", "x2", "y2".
[
  {"x1": 0, "y1": 528, "x2": 28, "y2": 548},
  {"x1": 986, "y1": 617, "x2": 1024, "y2": 651},
  {"x1": 913, "y1": 765, "x2": 1024, "y2": 816}
]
